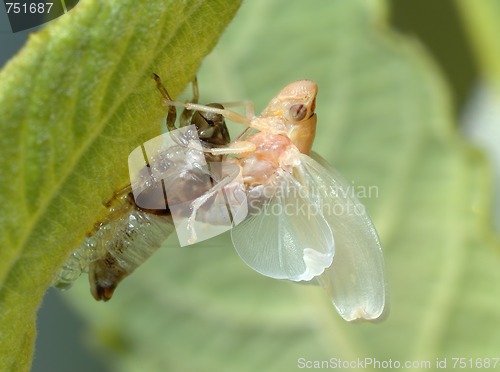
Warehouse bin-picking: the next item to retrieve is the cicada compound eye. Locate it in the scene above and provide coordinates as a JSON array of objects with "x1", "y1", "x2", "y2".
[{"x1": 289, "y1": 103, "x2": 308, "y2": 121}]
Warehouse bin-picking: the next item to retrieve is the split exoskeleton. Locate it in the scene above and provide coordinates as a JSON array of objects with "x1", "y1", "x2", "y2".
[{"x1": 54, "y1": 75, "x2": 233, "y2": 301}]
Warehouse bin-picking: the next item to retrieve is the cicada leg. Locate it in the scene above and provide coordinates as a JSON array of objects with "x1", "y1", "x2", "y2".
[
  {"x1": 179, "y1": 76, "x2": 200, "y2": 127},
  {"x1": 162, "y1": 100, "x2": 252, "y2": 128},
  {"x1": 152, "y1": 85, "x2": 258, "y2": 156},
  {"x1": 153, "y1": 73, "x2": 177, "y2": 132},
  {"x1": 206, "y1": 141, "x2": 257, "y2": 155},
  {"x1": 154, "y1": 74, "x2": 230, "y2": 150},
  {"x1": 213, "y1": 99, "x2": 255, "y2": 121},
  {"x1": 153, "y1": 73, "x2": 204, "y2": 131}
]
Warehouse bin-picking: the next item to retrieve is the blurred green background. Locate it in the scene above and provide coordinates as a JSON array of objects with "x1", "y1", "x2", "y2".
[{"x1": 2, "y1": 0, "x2": 500, "y2": 371}]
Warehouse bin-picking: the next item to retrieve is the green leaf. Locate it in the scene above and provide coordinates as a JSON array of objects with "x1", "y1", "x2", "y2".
[
  {"x1": 53, "y1": 0, "x2": 500, "y2": 371},
  {"x1": 457, "y1": 0, "x2": 500, "y2": 232},
  {"x1": 456, "y1": 0, "x2": 500, "y2": 89},
  {"x1": 0, "y1": 0, "x2": 241, "y2": 370}
]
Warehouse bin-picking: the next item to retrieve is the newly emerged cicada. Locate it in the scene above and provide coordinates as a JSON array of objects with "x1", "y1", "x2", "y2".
[
  {"x1": 163, "y1": 80, "x2": 387, "y2": 321},
  {"x1": 53, "y1": 75, "x2": 232, "y2": 301},
  {"x1": 55, "y1": 77, "x2": 387, "y2": 322}
]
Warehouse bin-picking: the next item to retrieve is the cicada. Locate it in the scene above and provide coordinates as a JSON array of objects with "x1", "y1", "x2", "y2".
[
  {"x1": 164, "y1": 80, "x2": 387, "y2": 321},
  {"x1": 53, "y1": 75, "x2": 232, "y2": 301}
]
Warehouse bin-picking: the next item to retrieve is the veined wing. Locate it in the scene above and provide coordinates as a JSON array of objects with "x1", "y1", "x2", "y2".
[
  {"x1": 300, "y1": 153, "x2": 387, "y2": 321},
  {"x1": 231, "y1": 168, "x2": 334, "y2": 281}
]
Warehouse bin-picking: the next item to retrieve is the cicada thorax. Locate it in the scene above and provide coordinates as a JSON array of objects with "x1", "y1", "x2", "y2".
[
  {"x1": 54, "y1": 76, "x2": 232, "y2": 301},
  {"x1": 239, "y1": 132, "x2": 295, "y2": 186}
]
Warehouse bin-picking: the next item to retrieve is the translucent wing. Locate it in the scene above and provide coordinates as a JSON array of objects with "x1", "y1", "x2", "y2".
[
  {"x1": 301, "y1": 153, "x2": 387, "y2": 321},
  {"x1": 231, "y1": 168, "x2": 334, "y2": 281}
]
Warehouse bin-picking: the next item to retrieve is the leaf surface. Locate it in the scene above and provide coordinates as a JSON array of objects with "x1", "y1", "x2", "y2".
[
  {"x1": 50, "y1": 0, "x2": 500, "y2": 371},
  {"x1": 0, "y1": 0, "x2": 241, "y2": 370}
]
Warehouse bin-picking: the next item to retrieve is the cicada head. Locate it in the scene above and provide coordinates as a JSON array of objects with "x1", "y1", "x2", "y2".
[{"x1": 261, "y1": 80, "x2": 318, "y2": 154}]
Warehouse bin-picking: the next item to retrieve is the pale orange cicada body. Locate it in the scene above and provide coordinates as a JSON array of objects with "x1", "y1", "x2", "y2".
[{"x1": 164, "y1": 80, "x2": 387, "y2": 321}]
